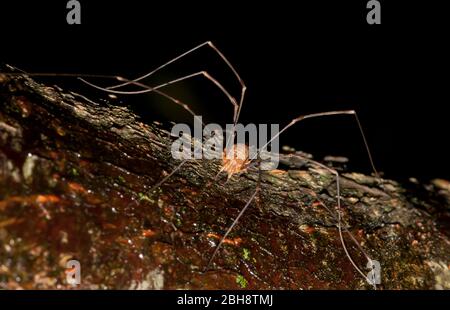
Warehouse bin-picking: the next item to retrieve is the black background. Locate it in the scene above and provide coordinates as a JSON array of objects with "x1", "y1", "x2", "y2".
[
  {"x1": 0, "y1": 290, "x2": 449, "y2": 308},
  {"x1": 0, "y1": 0, "x2": 448, "y2": 181},
  {"x1": 1, "y1": 290, "x2": 449, "y2": 308}
]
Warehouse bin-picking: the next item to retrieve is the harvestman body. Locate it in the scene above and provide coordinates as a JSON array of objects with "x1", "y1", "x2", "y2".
[{"x1": 3, "y1": 41, "x2": 382, "y2": 288}]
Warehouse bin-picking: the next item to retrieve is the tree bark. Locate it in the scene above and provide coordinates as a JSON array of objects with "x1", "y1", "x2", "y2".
[{"x1": 1, "y1": 68, "x2": 449, "y2": 289}]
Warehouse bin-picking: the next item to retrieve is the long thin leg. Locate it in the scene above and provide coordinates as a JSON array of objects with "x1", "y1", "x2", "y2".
[
  {"x1": 80, "y1": 70, "x2": 242, "y2": 156},
  {"x1": 253, "y1": 110, "x2": 380, "y2": 288},
  {"x1": 254, "y1": 110, "x2": 379, "y2": 179},
  {"x1": 100, "y1": 41, "x2": 247, "y2": 126},
  {"x1": 80, "y1": 41, "x2": 247, "y2": 149},
  {"x1": 149, "y1": 159, "x2": 189, "y2": 193},
  {"x1": 6, "y1": 41, "x2": 247, "y2": 129},
  {"x1": 296, "y1": 155, "x2": 377, "y2": 288},
  {"x1": 205, "y1": 161, "x2": 262, "y2": 271},
  {"x1": 78, "y1": 70, "x2": 237, "y2": 124}
]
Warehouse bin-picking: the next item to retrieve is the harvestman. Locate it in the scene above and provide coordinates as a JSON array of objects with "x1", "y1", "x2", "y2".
[{"x1": 3, "y1": 41, "x2": 381, "y2": 288}]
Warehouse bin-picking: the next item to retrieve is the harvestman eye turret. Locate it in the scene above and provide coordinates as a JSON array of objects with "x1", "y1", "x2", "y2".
[{"x1": 2, "y1": 41, "x2": 382, "y2": 288}]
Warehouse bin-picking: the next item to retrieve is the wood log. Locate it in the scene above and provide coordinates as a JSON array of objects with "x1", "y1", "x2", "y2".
[{"x1": 1, "y1": 68, "x2": 449, "y2": 289}]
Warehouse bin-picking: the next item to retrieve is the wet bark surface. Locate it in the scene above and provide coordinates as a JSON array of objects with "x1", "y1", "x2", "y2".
[{"x1": 1, "y1": 68, "x2": 450, "y2": 289}]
